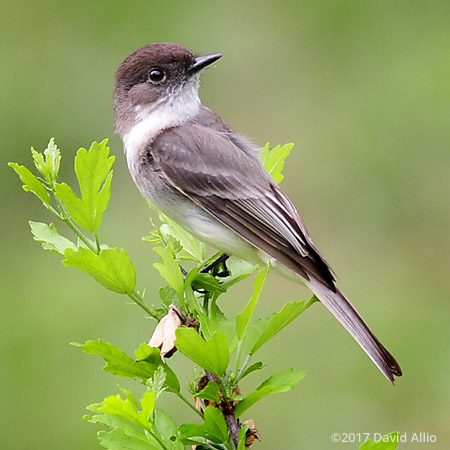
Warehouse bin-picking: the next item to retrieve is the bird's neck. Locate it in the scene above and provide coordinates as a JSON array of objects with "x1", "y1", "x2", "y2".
[{"x1": 119, "y1": 79, "x2": 202, "y2": 166}]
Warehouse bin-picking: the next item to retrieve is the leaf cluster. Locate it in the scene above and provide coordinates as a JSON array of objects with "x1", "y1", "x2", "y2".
[{"x1": 9, "y1": 139, "x2": 159, "y2": 318}]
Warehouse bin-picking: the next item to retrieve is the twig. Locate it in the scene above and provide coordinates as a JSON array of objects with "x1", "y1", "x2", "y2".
[{"x1": 205, "y1": 371, "x2": 239, "y2": 448}]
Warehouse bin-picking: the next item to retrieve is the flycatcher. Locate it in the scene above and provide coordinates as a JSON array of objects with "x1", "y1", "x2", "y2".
[{"x1": 113, "y1": 42, "x2": 402, "y2": 383}]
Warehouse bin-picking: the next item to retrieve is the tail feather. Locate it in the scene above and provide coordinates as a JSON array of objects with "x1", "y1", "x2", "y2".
[{"x1": 306, "y1": 277, "x2": 402, "y2": 383}]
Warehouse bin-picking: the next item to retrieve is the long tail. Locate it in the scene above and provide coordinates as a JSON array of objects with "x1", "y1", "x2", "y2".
[{"x1": 306, "y1": 276, "x2": 402, "y2": 383}]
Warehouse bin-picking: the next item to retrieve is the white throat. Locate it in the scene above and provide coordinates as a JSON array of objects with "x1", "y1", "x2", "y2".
[{"x1": 123, "y1": 78, "x2": 201, "y2": 165}]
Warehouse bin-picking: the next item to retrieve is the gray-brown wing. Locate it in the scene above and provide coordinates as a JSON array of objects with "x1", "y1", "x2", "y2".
[{"x1": 151, "y1": 123, "x2": 335, "y2": 289}]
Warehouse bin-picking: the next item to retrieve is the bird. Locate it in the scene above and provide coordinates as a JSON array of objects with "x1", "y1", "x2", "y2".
[{"x1": 113, "y1": 42, "x2": 402, "y2": 383}]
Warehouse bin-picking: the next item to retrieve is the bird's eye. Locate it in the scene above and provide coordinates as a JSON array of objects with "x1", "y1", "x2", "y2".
[{"x1": 148, "y1": 69, "x2": 165, "y2": 83}]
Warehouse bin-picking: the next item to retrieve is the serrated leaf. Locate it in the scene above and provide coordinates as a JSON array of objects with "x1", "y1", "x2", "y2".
[
  {"x1": 259, "y1": 142, "x2": 294, "y2": 184},
  {"x1": 31, "y1": 138, "x2": 61, "y2": 182},
  {"x1": 98, "y1": 395, "x2": 136, "y2": 420},
  {"x1": 198, "y1": 311, "x2": 238, "y2": 354},
  {"x1": 175, "y1": 328, "x2": 229, "y2": 377},
  {"x1": 143, "y1": 229, "x2": 163, "y2": 245},
  {"x1": 236, "y1": 265, "x2": 269, "y2": 340},
  {"x1": 29, "y1": 221, "x2": 76, "y2": 255},
  {"x1": 74, "y1": 341, "x2": 180, "y2": 392},
  {"x1": 8, "y1": 162, "x2": 51, "y2": 205},
  {"x1": 88, "y1": 398, "x2": 176, "y2": 449},
  {"x1": 76, "y1": 140, "x2": 114, "y2": 196},
  {"x1": 74, "y1": 340, "x2": 157, "y2": 381},
  {"x1": 146, "y1": 366, "x2": 167, "y2": 399},
  {"x1": 98, "y1": 394, "x2": 152, "y2": 431},
  {"x1": 360, "y1": 432, "x2": 400, "y2": 450},
  {"x1": 153, "y1": 409, "x2": 183, "y2": 450},
  {"x1": 94, "y1": 391, "x2": 156, "y2": 436},
  {"x1": 134, "y1": 344, "x2": 180, "y2": 393},
  {"x1": 55, "y1": 173, "x2": 113, "y2": 233},
  {"x1": 178, "y1": 406, "x2": 228, "y2": 445},
  {"x1": 98, "y1": 428, "x2": 160, "y2": 450},
  {"x1": 63, "y1": 247, "x2": 135, "y2": 294},
  {"x1": 234, "y1": 368, "x2": 306, "y2": 417},
  {"x1": 89, "y1": 411, "x2": 162, "y2": 449},
  {"x1": 153, "y1": 246, "x2": 184, "y2": 302},
  {"x1": 195, "y1": 381, "x2": 221, "y2": 403},
  {"x1": 54, "y1": 139, "x2": 114, "y2": 232},
  {"x1": 117, "y1": 386, "x2": 140, "y2": 410},
  {"x1": 159, "y1": 287, "x2": 179, "y2": 309},
  {"x1": 87, "y1": 413, "x2": 140, "y2": 438},
  {"x1": 196, "y1": 292, "x2": 238, "y2": 352},
  {"x1": 246, "y1": 297, "x2": 317, "y2": 354},
  {"x1": 31, "y1": 148, "x2": 46, "y2": 177},
  {"x1": 158, "y1": 212, "x2": 205, "y2": 262}
]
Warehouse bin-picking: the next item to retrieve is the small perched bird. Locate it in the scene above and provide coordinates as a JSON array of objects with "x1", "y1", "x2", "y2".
[{"x1": 114, "y1": 42, "x2": 402, "y2": 383}]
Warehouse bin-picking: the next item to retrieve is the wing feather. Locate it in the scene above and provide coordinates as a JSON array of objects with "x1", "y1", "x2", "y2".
[{"x1": 151, "y1": 123, "x2": 335, "y2": 288}]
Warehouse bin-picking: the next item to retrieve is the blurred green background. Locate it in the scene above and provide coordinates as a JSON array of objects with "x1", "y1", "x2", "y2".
[{"x1": 1, "y1": 1, "x2": 449, "y2": 449}]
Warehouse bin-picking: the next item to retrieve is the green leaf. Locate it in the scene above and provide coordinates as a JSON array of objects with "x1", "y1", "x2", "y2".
[
  {"x1": 87, "y1": 412, "x2": 142, "y2": 438},
  {"x1": 237, "y1": 426, "x2": 248, "y2": 450},
  {"x1": 88, "y1": 398, "x2": 177, "y2": 449},
  {"x1": 198, "y1": 311, "x2": 238, "y2": 354},
  {"x1": 98, "y1": 393, "x2": 153, "y2": 431},
  {"x1": 29, "y1": 221, "x2": 76, "y2": 255},
  {"x1": 63, "y1": 247, "x2": 136, "y2": 294},
  {"x1": 98, "y1": 429, "x2": 161, "y2": 450},
  {"x1": 246, "y1": 297, "x2": 317, "y2": 354},
  {"x1": 153, "y1": 246, "x2": 185, "y2": 302},
  {"x1": 259, "y1": 142, "x2": 294, "y2": 184},
  {"x1": 143, "y1": 229, "x2": 163, "y2": 245},
  {"x1": 221, "y1": 260, "x2": 258, "y2": 290},
  {"x1": 153, "y1": 409, "x2": 184, "y2": 450},
  {"x1": 236, "y1": 265, "x2": 269, "y2": 340},
  {"x1": 238, "y1": 362, "x2": 264, "y2": 381},
  {"x1": 360, "y1": 432, "x2": 400, "y2": 450},
  {"x1": 117, "y1": 386, "x2": 140, "y2": 410},
  {"x1": 190, "y1": 273, "x2": 227, "y2": 294},
  {"x1": 88, "y1": 408, "x2": 163, "y2": 449},
  {"x1": 146, "y1": 366, "x2": 167, "y2": 399},
  {"x1": 175, "y1": 328, "x2": 229, "y2": 377},
  {"x1": 195, "y1": 381, "x2": 221, "y2": 403},
  {"x1": 178, "y1": 406, "x2": 228, "y2": 445},
  {"x1": 74, "y1": 340, "x2": 180, "y2": 392},
  {"x1": 74, "y1": 340, "x2": 156, "y2": 380},
  {"x1": 54, "y1": 139, "x2": 114, "y2": 232},
  {"x1": 135, "y1": 344, "x2": 180, "y2": 393},
  {"x1": 158, "y1": 212, "x2": 205, "y2": 262},
  {"x1": 8, "y1": 162, "x2": 51, "y2": 206},
  {"x1": 235, "y1": 368, "x2": 306, "y2": 417},
  {"x1": 31, "y1": 137, "x2": 61, "y2": 182},
  {"x1": 92, "y1": 393, "x2": 162, "y2": 449},
  {"x1": 159, "y1": 287, "x2": 179, "y2": 309},
  {"x1": 183, "y1": 268, "x2": 203, "y2": 313},
  {"x1": 139, "y1": 391, "x2": 156, "y2": 425}
]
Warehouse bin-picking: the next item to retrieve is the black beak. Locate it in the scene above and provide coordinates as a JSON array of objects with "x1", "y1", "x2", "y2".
[{"x1": 189, "y1": 53, "x2": 222, "y2": 73}]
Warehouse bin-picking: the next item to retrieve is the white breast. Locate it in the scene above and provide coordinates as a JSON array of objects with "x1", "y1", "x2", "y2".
[{"x1": 123, "y1": 77, "x2": 202, "y2": 166}]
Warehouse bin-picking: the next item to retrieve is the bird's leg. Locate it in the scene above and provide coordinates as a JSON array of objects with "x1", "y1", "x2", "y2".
[{"x1": 200, "y1": 253, "x2": 230, "y2": 277}]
